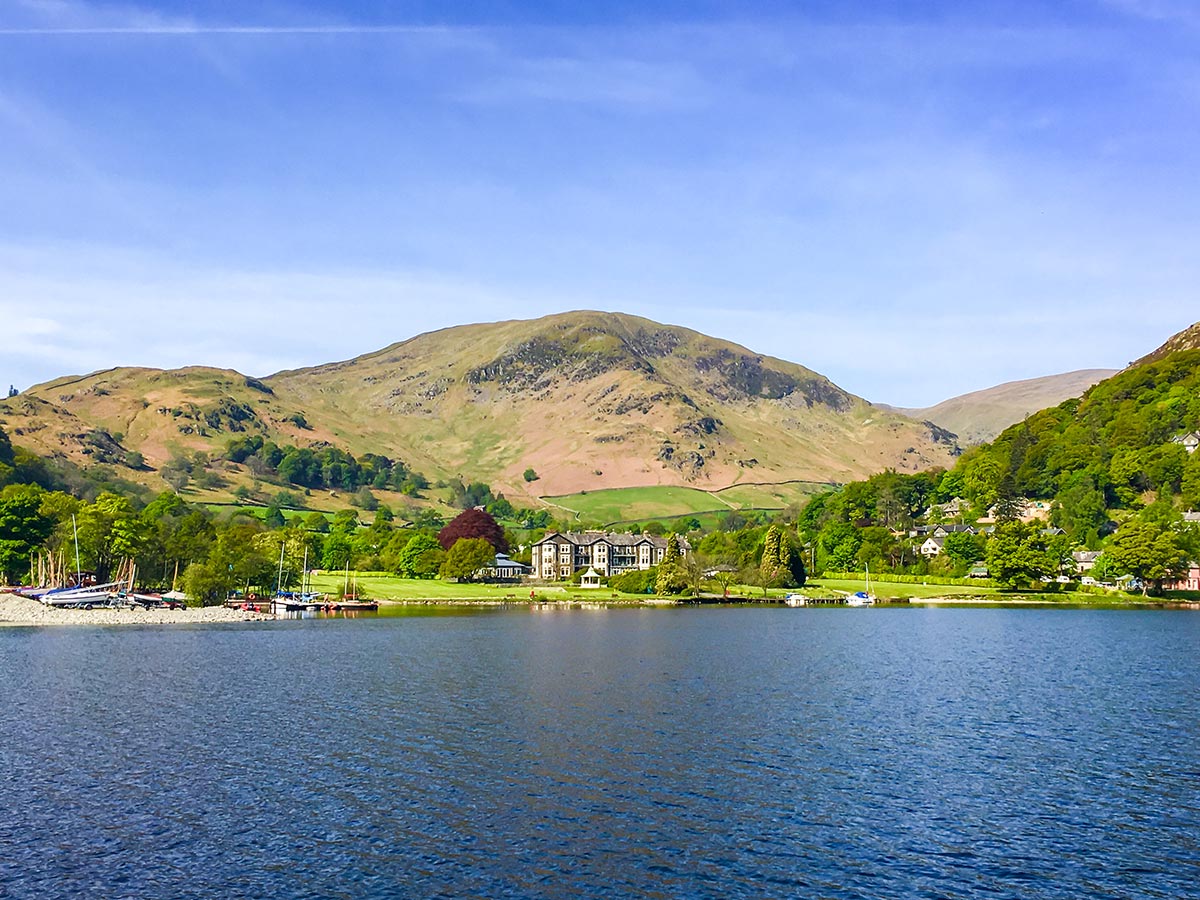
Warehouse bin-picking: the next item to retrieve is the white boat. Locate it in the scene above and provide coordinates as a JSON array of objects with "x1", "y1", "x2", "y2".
[
  {"x1": 845, "y1": 564, "x2": 876, "y2": 606},
  {"x1": 40, "y1": 581, "x2": 125, "y2": 607},
  {"x1": 784, "y1": 593, "x2": 809, "y2": 606}
]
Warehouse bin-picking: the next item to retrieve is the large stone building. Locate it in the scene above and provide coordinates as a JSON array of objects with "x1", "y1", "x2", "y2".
[{"x1": 531, "y1": 531, "x2": 688, "y2": 580}]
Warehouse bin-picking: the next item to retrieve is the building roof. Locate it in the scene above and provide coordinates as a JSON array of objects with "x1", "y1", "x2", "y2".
[{"x1": 491, "y1": 554, "x2": 529, "y2": 570}]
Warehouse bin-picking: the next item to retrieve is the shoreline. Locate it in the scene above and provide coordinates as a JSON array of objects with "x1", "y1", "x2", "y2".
[
  {"x1": 3, "y1": 593, "x2": 1194, "y2": 627},
  {"x1": 0, "y1": 594, "x2": 274, "y2": 628}
]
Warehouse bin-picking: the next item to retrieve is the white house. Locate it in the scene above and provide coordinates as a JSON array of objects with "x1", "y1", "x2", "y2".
[
  {"x1": 1170, "y1": 431, "x2": 1200, "y2": 454},
  {"x1": 920, "y1": 536, "x2": 946, "y2": 557}
]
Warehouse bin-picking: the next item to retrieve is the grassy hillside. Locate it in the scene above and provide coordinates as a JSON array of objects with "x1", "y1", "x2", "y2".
[
  {"x1": 544, "y1": 480, "x2": 833, "y2": 525},
  {"x1": 956, "y1": 348, "x2": 1200, "y2": 508},
  {"x1": 5, "y1": 311, "x2": 960, "y2": 509},
  {"x1": 890, "y1": 369, "x2": 1117, "y2": 445},
  {"x1": 267, "y1": 310, "x2": 959, "y2": 497}
]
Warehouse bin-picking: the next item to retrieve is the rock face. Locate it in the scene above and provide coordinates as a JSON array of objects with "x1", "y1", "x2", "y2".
[
  {"x1": 1133, "y1": 321, "x2": 1200, "y2": 367},
  {"x1": 5, "y1": 310, "x2": 962, "y2": 498}
]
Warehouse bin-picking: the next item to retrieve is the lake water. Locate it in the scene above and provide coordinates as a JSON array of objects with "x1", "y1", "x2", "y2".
[{"x1": 1, "y1": 607, "x2": 1197, "y2": 899}]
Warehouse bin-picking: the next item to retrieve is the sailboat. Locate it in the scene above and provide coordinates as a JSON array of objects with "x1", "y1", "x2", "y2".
[{"x1": 845, "y1": 563, "x2": 876, "y2": 607}]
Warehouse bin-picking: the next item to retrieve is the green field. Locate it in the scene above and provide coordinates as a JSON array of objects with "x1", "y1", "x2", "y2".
[
  {"x1": 713, "y1": 481, "x2": 834, "y2": 510},
  {"x1": 543, "y1": 480, "x2": 836, "y2": 526},
  {"x1": 809, "y1": 578, "x2": 997, "y2": 600},
  {"x1": 292, "y1": 572, "x2": 1168, "y2": 606},
  {"x1": 543, "y1": 485, "x2": 728, "y2": 523},
  {"x1": 306, "y1": 572, "x2": 650, "y2": 602}
]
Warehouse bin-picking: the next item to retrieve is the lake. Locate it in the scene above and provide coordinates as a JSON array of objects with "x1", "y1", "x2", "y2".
[{"x1": 1, "y1": 607, "x2": 1197, "y2": 898}]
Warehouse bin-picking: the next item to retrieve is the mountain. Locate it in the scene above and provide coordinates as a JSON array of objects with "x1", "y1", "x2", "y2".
[
  {"x1": 941, "y1": 345, "x2": 1200, "y2": 524},
  {"x1": 1132, "y1": 320, "x2": 1200, "y2": 367},
  {"x1": 267, "y1": 311, "x2": 960, "y2": 495},
  {"x1": 888, "y1": 369, "x2": 1118, "y2": 446},
  {"x1": 1, "y1": 311, "x2": 959, "y2": 498}
]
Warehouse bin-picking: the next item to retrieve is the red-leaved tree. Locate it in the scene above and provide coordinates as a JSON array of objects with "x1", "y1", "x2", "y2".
[{"x1": 437, "y1": 508, "x2": 509, "y2": 553}]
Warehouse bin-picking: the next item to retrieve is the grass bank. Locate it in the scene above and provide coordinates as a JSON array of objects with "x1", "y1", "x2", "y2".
[{"x1": 305, "y1": 572, "x2": 652, "y2": 603}]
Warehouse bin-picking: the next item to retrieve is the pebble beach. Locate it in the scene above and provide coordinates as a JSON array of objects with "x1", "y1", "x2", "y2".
[{"x1": 0, "y1": 592, "x2": 274, "y2": 627}]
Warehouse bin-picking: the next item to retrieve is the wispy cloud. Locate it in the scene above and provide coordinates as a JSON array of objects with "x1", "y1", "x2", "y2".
[
  {"x1": 454, "y1": 55, "x2": 708, "y2": 108},
  {"x1": 0, "y1": 244, "x2": 572, "y2": 389},
  {"x1": 0, "y1": 0, "x2": 463, "y2": 35},
  {"x1": 1098, "y1": 0, "x2": 1200, "y2": 28},
  {"x1": 0, "y1": 24, "x2": 462, "y2": 35}
]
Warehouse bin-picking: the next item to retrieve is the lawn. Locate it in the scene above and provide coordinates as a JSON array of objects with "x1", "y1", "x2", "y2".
[
  {"x1": 714, "y1": 481, "x2": 833, "y2": 510},
  {"x1": 305, "y1": 572, "x2": 648, "y2": 602},
  {"x1": 809, "y1": 578, "x2": 998, "y2": 600},
  {"x1": 543, "y1": 485, "x2": 729, "y2": 524}
]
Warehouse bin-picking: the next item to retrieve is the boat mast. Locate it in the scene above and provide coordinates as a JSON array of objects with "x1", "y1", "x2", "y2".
[
  {"x1": 276, "y1": 541, "x2": 286, "y2": 594},
  {"x1": 71, "y1": 514, "x2": 82, "y2": 586}
]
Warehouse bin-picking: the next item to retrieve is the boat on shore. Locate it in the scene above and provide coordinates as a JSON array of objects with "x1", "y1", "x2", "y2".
[
  {"x1": 784, "y1": 593, "x2": 809, "y2": 607},
  {"x1": 845, "y1": 565, "x2": 877, "y2": 606}
]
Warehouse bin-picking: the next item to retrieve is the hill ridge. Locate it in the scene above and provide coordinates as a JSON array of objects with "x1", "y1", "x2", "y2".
[{"x1": 4, "y1": 310, "x2": 959, "y2": 499}]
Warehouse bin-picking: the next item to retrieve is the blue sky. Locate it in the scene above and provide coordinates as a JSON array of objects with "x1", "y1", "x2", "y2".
[{"x1": 1, "y1": 0, "x2": 1197, "y2": 406}]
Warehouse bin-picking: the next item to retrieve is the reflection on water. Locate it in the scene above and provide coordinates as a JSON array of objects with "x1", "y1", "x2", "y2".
[{"x1": 0, "y1": 607, "x2": 1197, "y2": 898}]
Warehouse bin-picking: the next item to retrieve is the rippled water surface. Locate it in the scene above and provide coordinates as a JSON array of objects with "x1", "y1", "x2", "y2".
[{"x1": 1, "y1": 607, "x2": 1198, "y2": 898}]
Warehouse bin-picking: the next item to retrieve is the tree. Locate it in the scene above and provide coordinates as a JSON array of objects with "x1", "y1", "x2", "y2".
[
  {"x1": 350, "y1": 486, "x2": 378, "y2": 511},
  {"x1": 321, "y1": 531, "x2": 354, "y2": 570},
  {"x1": 610, "y1": 566, "x2": 657, "y2": 594},
  {"x1": 438, "y1": 508, "x2": 509, "y2": 553},
  {"x1": 1051, "y1": 476, "x2": 1109, "y2": 547},
  {"x1": 1182, "y1": 451, "x2": 1200, "y2": 510},
  {"x1": 182, "y1": 559, "x2": 230, "y2": 607},
  {"x1": 1107, "y1": 519, "x2": 1188, "y2": 595},
  {"x1": 263, "y1": 505, "x2": 286, "y2": 529},
  {"x1": 162, "y1": 468, "x2": 190, "y2": 492},
  {"x1": 76, "y1": 492, "x2": 147, "y2": 581},
  {"x1": 181, "y1": 523, "x2": 273, "y2": 606},
  {"x1": 760, "y1": 525, "x2": 806, "y2": 589},
  {"x1": 655, "y1": 533, "x2": 687, "y2": 595},
  {"x1": 439, "y1": 537, "x2": 496, "y2": 581},
  {"x1": 718, "y1": 510, "x2": 747, "y2": 533},
  {"x1": 392, "y1": 533, "x2": 445, "y2": 579},
  {"x1": 819, "y1": 521, "x2": 862, "y2": 572},
  {"x1": 523, "y1": 468, "x2": 539, "y2": 483},
  {"x1": 943, "y1": 531, "x2": 984, "y2": 571},
  {"x1": 681, "y1": 553, "x2": 706, "y2": 597},
  {"x1": 760, "y1": 525, "x2": 786, "y2": 588},
  {"x1": 0, "y1": 425, "x2": 13, "y2": 489},
  {"x1": 985, "y1": 520, "x2": 1052, "y2": 590},
  {"x1": 704, "y1": 560, "x2": 739, "y2": 598},
  {"x1": 0, "y1": 484, "x2": 53, "y2": 583}
]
